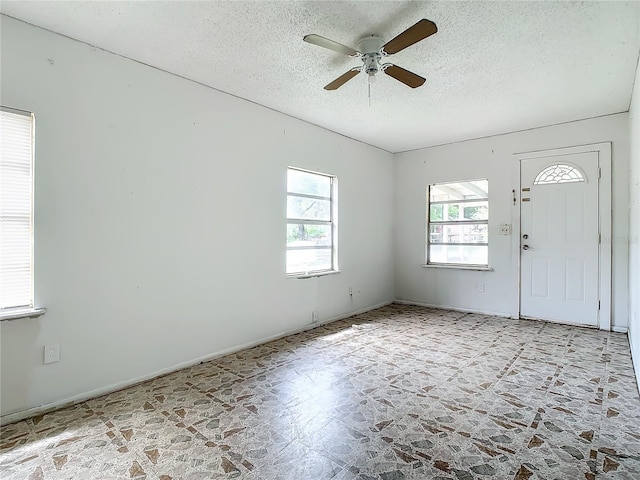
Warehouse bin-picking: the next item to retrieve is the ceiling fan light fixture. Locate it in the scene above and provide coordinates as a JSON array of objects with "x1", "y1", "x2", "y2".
[
  {"x1": 362, "y1": 53, "x2": 381, "y2": 76},
  {"x1": 304, "y1": 18, "x2": 437, "y2": 91}
]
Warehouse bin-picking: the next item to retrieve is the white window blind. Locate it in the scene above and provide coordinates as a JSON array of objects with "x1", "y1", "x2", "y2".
[{"x1": 0, "y1": 108, "x2": 35, "y2": 311}]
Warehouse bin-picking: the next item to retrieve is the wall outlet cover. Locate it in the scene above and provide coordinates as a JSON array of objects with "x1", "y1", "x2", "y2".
[{"x1": 44, "y1": 344, "x2": 60, "y2": 364}]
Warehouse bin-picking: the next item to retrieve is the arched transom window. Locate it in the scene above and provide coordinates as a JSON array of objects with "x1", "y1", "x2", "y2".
[{"x1": 534, "y1": 164, "x2": 585, "y2": 185}]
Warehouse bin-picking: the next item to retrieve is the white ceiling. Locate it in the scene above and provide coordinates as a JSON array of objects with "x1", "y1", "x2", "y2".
[{"x1": 2, "y1": 1, "x2": 639, "y2": 153}]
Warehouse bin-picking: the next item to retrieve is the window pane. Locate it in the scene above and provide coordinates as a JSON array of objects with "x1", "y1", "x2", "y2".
[
  {"x1": 1, "y1": 164, "x2": 31, "y2": 216},
  {"x1": 463, "y1": 203, "x2": 488, "y2": 221},
  {"x1": 534, "y1": 164, "x2": 585, "y2": 185},
  {"x1": 287, "y1": 223, "x2": 331, "y2": 246},
  {"x1": 430, "y1": 180, "x2": 488, "y2": 202},
  {"x1": 287, "y1": 196, "x2": 330, "y2": 221},
  {"x1": 0, "y1": 109, "x2": 33, "y2": 310},
  {"x1": 430, "y1": 202, "x2": 488, "y2": 222},
  {"x1": 0, "y1": 219, "x2": 32, "y2": 309},
  {"x1": 286, "y1": 167, "x2": 336, "y2": 276},
  {"x1": 287, "y1": 169, "x2": 331, "y2": 197},
  {"x1": 429, "y1": 223, "x2": 488, "y2": 244},
  {"x1": 286, "y1": 248, "x2": 332, "y2": 274},
  {"x1": 429, "y1": 245, "x2": 488, "y2": 265}
]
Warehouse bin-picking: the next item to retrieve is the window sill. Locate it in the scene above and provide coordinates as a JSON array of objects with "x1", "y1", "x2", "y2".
[
  {"x1": 422, "y1": 264, "x2": 493, "y2": 271},
  {"x1": 0, "y1": 308, "x2": 47, "y2": 322},
  {"x1": 289, "y1": 270, "x2": 342, "y2": 279}
]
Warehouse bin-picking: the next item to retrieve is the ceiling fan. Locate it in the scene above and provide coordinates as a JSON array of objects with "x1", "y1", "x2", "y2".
[{"x1": 303, "y1": 19, "x2": 437, "y2": 91}]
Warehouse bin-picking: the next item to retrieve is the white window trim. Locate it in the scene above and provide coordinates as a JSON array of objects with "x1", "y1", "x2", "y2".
[
  {"x1": 0, "y1": 106, "x2": 45, "y2": 321},
  {"x1": 422, "y1": 264, "x2": 493, "y2": 271},
  {"x1": 293, "y1": 269, "x2": 342, "y2": 279},
  {"x1": 286, "y1": 167, "x2": 339, "y2": 278},
  {"x1": 0, "y1": 307, "x2": 46, "y2": 322},
  {"x1": 426, "y1": 179, "x2": 489, "y2": 268}
]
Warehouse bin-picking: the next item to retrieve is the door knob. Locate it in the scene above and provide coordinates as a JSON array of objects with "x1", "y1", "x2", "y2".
[{"x1": 522, "y1": 245, "x2": 530, "y2": 250}]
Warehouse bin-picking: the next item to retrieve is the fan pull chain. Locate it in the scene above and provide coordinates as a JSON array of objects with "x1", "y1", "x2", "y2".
[{"x1": 368, "y1": 80, "x2": 371, "y2": 107}]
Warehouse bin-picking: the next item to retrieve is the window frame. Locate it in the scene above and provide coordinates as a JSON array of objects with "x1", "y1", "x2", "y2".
[
  {"x1": 286, "y1": 167, "x2": 339, "y2": 278},
  {"x1": 426, "y1": 179, "x2": 489, "y2": 268},
  {"x1": 0, "y1": 106, "x2": 45, "y2": 321}
]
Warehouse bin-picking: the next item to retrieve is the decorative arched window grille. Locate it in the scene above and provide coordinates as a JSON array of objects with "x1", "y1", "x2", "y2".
[{"x1": 533, "y1": 164, "x2": 585, "y2": 185}]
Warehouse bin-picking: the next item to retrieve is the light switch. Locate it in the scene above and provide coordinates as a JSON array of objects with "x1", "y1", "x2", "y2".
[{"x1": 499, "y1": 224, "x2": 511, "y2": 235}]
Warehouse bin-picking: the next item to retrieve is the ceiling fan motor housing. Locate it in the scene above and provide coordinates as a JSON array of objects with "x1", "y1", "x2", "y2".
[
  {"x1": 304, "y1": 19, "x2": 436, "y2": 90},
  {"x1": 357, "y1": 35, "x2": 385, "y2": 75}
]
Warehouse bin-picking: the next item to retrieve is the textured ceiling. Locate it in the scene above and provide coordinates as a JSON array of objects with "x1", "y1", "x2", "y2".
[{"x1": 1, "y1": 1, "x2": 639, "y2": 153}]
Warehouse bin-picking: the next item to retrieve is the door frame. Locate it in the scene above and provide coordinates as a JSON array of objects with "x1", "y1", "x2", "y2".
[{"x1": 511, "y1": 143, "x2": 612, "y2": 331}]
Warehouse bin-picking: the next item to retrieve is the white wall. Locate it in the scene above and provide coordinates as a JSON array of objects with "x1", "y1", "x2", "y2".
[
  {"x1": 2, "y1": 13, "x2": 638, "y2": 420},
  {"x1": 394, "y1": 114, "x2": 630, "y2": 326},
  {"x1": 629, "y1": 48, "x2": 640, "y2": 390},
  {"x1": 0, "y1": 16, "x2": 395, "y2": 419}
]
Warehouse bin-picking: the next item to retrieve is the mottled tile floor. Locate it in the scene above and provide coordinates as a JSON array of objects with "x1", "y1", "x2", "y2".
[{"x1": 2, "y1": 304, "x2": 640, "y2": 479}]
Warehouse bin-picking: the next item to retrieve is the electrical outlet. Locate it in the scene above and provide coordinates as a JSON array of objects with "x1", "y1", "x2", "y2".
[
  {"x1": 477, "y1": 282, "x2": 485, "y2": 293},
  {"x1": 357, "y1": 286, "x2": 361, "y2": 293},
  {"x1": 312, "y1": 311, "x2": 319, "y2": 323},
  {"x1": 44, "y1": 344, "x2": 60, "y2": 364}
]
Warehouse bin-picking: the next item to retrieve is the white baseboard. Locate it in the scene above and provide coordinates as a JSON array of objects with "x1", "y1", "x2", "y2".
[
  {"x1": 321, "y1": 300, "x2": 394, "y2": 325},
  {"x1": 612, "y1": 326, "x2": 628, "y2": 333},
  {"x1": 394, "y1": 299, "x2": 514, "y2": 319},
  {"x1": 630, "y1": 330, "x2": 640, "y2": 397},
  {"x1": 396, "y1": 300, "x2": 629, "y2": 332},
  {"x1": 1, "y1": 300, "x2": 393, "y2": 426}
]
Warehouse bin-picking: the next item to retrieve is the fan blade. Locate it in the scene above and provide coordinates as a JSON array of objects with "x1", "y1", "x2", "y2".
[
  {"x1": 383, "y1": 64, "x2": 425, "y2": 88},
  {"x1": 303, "y1": 34, "x2": 359, "y2": 56},
  {"x1": 382, "y1": 19, "x2": 437, "y2": 55},
  {"x1": 324, "y1": 69, "x2": 361, "y2": 90}
]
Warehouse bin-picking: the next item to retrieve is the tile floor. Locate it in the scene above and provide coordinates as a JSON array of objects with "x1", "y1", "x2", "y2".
[{"x1": 2, "y1": 304, "x2": 640, "y2": 479}]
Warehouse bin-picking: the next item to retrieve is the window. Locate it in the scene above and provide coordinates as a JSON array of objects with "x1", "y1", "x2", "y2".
[
  {"x1": 534, "y1": 164, "x2": 585, "y2": 185},
  {"x1": 426, "y1": 179, "x2": 489, "y2": 266},
  {"x1": 0, "y1": 107, "x2": 39, "y2": 318},
  {"x1": 286, "y1": 167, "x2": 337, "y2": 276}
]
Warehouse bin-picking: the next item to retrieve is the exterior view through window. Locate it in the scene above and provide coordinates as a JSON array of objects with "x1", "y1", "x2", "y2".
[
  {"x1": 0, "y1": 107, "x2": 35, "y2": 313},
  {"x1": 286, "y1": 167, "x2": 337, "y2": 275},
  {"x1": 427, "y1": 179, "x2": 488, "y2": 266}
]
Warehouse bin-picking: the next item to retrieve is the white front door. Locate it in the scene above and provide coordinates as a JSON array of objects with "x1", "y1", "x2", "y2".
[{"x1": 519, "y1": 152, "x2": 600, "y2": 327}]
